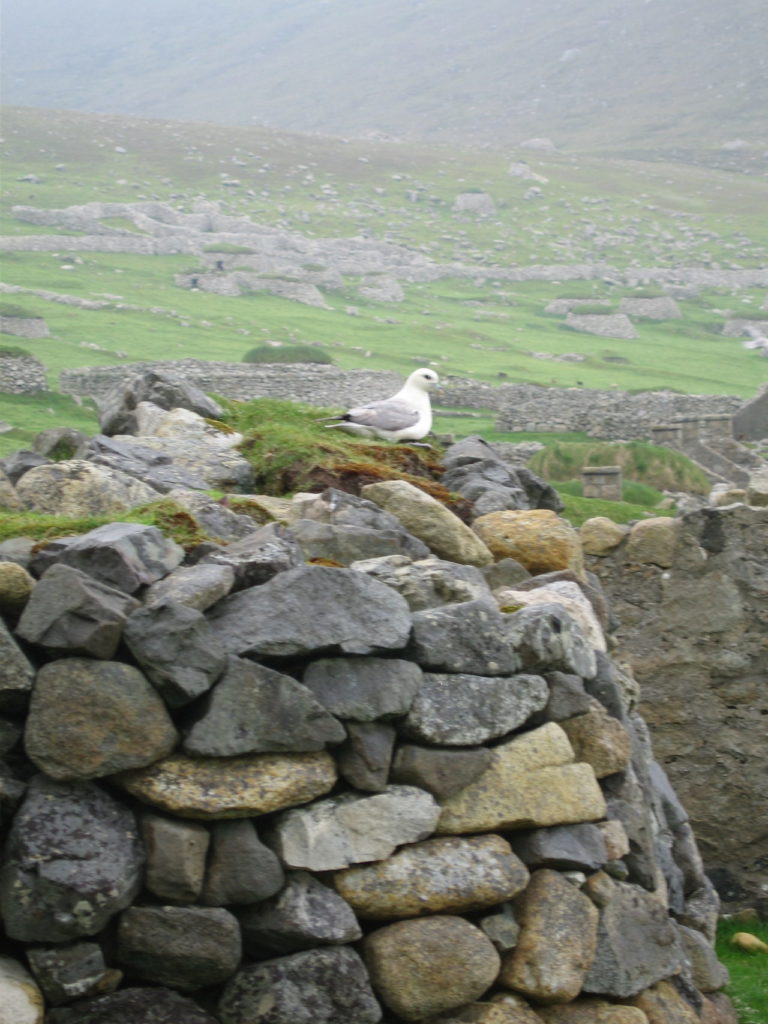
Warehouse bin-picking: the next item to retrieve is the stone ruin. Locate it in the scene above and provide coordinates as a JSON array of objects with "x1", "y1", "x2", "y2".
[{"x1": 0, "y1": 372, "x2": 745, "y2": 1023}]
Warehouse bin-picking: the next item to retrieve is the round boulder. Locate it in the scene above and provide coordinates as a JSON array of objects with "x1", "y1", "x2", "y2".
[
  {"x1": 363, "y1": 915, "x2": 500, "y2": 1020},
  {"x1": 472, "y1": 510, "x2": 583, "y2": 576}
]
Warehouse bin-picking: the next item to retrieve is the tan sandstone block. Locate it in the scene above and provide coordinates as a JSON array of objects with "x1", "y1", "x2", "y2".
[
  {"x1": 363, "y1": 916, "x2": 501, "y2": 1021},
  {"x1": 334, "y1": 834, "x2": 529, "y2": 919},
  {"x1": 112, "y1": 750, "x2": 337, "y2": 819},
  {"x1": 599, "y1": 820, "x2": 631, "y2": 861},
  {"x1": 626, "y1": 981, "x2": 700, "y2": 1024},
  {"x1": 624, "y1": 518, "x2": 681, "y2": 568},
  {"x1": 499, "y1": 869, "x2": 598, "y2": 1004},
  {"x1": 560, "y1": 702, "x2": 632, "y2": 779},
  {"x1": 361, "y1": 479, "x2": 494, "y2": 566},
  {"x1": 580, "y1": 517, "x2": 629, "y2": 556},
  {"x1": 472, "y1": 510, "x2": 584, "y2": 576},
  {"x1": 437, "y1": 723, "x2": 606, "y2": 834}
]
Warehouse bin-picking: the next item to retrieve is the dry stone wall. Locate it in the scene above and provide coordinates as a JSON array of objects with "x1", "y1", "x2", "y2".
[
  {"x1": 0, "y1": 354, "x2": 49, "y2": 395},
  {"x1": 58, "y1": 361, "x2": 750, "y2": 444},
  {"x1": 0, "y1": 494, "x2": 736, "y2": 1022},
  {"x1": 581, "y1": 507, "x2": 768, "y2": 912}
]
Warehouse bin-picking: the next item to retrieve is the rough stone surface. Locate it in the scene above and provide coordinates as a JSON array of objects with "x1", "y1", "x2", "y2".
[
  {"x1": 239, "y1": 871, "x2": 362, "y2": 956},
  {"x1": 270, "y1": 786, "x2": 441, "y2": 870},
  {"x1": 624, "y1": 518, "x2": 682, "y2": 568},
  {"x1": 0, "y1": 775, "x2": 143, "y2": 942},
  {"x1": 201, "y1": 819, "x2": 285, "y2": 906},
  {"x1": 353, "y1": 553, "x2": 492, "y2": 610},
  {"x1": 580, "y1": 517, "x2": 630, "y2": 555},
  {"x1": 362, "y1": 479, "x2": 494, "y2": 566},
  {"x1": 207, "y1": 564, "x2": 412, "y2": 657},
  {"x1": 123, "y1": 600, "x2": 227, "y2": 706},
  {"x1": 218, "y1": 947, "x2": 382, "y2": 1024},
  {"x1": 0, "y1": 559, "x2": 34, "y2": 614},
  {"x1": 15, "y1": 563, "x2": 139, "y2": 659},
  {"x1": 391, "y1": 743, "x2": 494, "y2": 799},
  {"x1": 99, "y1": 370, "x2": 223, "y2": 436},
  {"x1": 334, "y1": 834, "x2": 529, "y2": 919},
  {"x1": 24, "y1": 658, "x2": 178, "y2": 781},
  {"x1": 560, "y1": 702, "x2": 633, "y2": 778},
  {"x1": 183, "y1": 655, "x2": 345, "y2": 756},
  {"x1": 201, "y1": 522, "x2": 304, "y2": 588},
  {"x1": 0, "y1": 616, "x2": 35, "y2": 712},
  {"x1": 437, "y1": 723, "x2": 606, "y2": 834},
  {"x1": 626, "y1": 980, "x2": 700, "y2": 1023},
  {"x1": 15, "y1": 459, "x2": 160, "y2": 516},
  {"x1": 141, "y1": 814, "x2": 210, "y2": 903},
  {"x1": 336, "y1": 721, "x2": 396, "y2": 791},
  {"x1": 45, "y1": 988, "x2": 219, "y2": 1024},
  {"x1": 116, "y1": 906, "x2": 241, "y2": 991},
  {"x1": 54, "y1": 521, "x2": 184, "y2": 593},
  {"x1": 143, "y1": 561, "x2": 235, "y2": 611},
  {"x1": 512, "y1": 823, "x2": 608, "y2": 872},
  {"x1": 505, "y1": 603, "x2": 597, "y2": 679},
  {"x1": 499, "y1": 868, "x2": 599, "y2": 1003},
  {"x1": 586, "y1": 503, "x2": 768, "y2": 903},
  {"x1": 403, "y1": 671, "x2": 548, "y2": 744},
  {"x1": 112, "y1": 750, "x2": 337, "y2": 819},
  {"x1": 410, "y1": 599, "x2": 522, "y2": 675},
  {"x1": 26, "y1": 942, "x2": 121, "y2": 1006},
  {"x1": 472, "y1": 509, "x2": 584, "y2": 576},
  {"x1": 584, "y1": 879, "x2": 685, "y2": 998},
  {"x1": 301, "y1": 656, "x2": 422, "y2": 720},
  {"x1": 363, "y1": 915, "x2": 501, "y2": 1021},
  {"x1": 497, "y1": 580, "x2": 606, "y2": 653}
]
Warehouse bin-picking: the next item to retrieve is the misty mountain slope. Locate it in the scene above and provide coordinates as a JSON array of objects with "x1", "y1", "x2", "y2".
[{"x1": 2, "y1": 0, "x2": 767, "y2": 161}]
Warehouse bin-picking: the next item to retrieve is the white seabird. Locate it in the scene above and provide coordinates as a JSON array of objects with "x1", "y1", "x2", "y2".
[{"x1": 325, "y1": 367, "x2": 440, "y2": 442}]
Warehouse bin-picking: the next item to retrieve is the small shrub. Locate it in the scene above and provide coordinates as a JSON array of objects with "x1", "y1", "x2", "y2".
[
  {"x1": 0, "y1": 344, "x2": 33, "y2": 358},
  {"x1": 0, "y1": 303, "x2": 37, "y2": 319},
  {"x1": 242, "y1": 344, "x2": 334, "y2": 365}
]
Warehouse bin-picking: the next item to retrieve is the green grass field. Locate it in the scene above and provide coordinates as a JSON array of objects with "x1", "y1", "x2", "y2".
[{"x1": 716, "y1": 918, "x2": 768, "y2": 1024}]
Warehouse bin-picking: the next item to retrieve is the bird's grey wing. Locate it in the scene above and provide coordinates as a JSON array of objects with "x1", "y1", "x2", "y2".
[{"x1": 345, "y1": 398, "x2": 420, "y2": 431}]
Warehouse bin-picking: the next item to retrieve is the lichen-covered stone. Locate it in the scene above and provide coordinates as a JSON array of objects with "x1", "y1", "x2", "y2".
[
  {"x1": 472, "y1": 509, "x2": 584, "y2": 576},
  {"x1": 219, "y1": 947, "x2": 381, "y2": 1024},
  {"x1": 112, "y1": 751, "x2": 337, "y2": 819},
  {"x1": 560, "y1": 702, "x2": 633, "y2": 778},
  {"x1": 239, "y1": 871, "x2": 362, "y2": 956},
  {"x1": 625, "y1": 980, "x2": 700, "y2": 1023},
  {"x1": 334, "y1": 834, "x2": 529, "y2": 919},
  {"x1": 363, "y1": 915, "x2": 501, "y2": 1021},
  {"x1": 0, "y1": 776, "x2": 143, "y2": 942},
  {"x1": 437, "y1": 723, "x2": 606, "y2": 834},
  {"x1": 499, "y1": 868, "x2": 598, "y2": 1003},
  {"x1": 537, "y1": 1000, "x2": 649, "y2": 1023},
  {"x1": 0, "y1": 559, "x2": 34, "y2": 614},
  {"x1": 403, "y1": 672, "x2": 548, "y2": 745},
  {"x1": 580, "y1": 517, "x2": 630, "y2": 556},
  {"x1": 270, "y1": 786, "x2": 440, "y2": 870},
  {"x1": 24, "y1": 658, "x2": 178, "y2": 781}
]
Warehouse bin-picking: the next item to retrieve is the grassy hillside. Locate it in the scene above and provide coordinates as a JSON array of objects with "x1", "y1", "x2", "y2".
[
  {"x1": 2, "y1": 108, "x2": 766, "y2": 411},
  {"x1": 2, "y1": 0, "x2": 767, "y2": 165}
]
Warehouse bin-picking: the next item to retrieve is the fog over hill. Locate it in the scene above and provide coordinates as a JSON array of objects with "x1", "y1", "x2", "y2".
[{"x1": 2, "y1": 0, "x2": 767, "y2": 163}]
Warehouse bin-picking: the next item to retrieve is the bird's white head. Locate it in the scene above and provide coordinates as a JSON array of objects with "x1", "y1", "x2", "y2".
[{"x1": 408, "y1": 367, "x2": 440, "y2": 391}]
